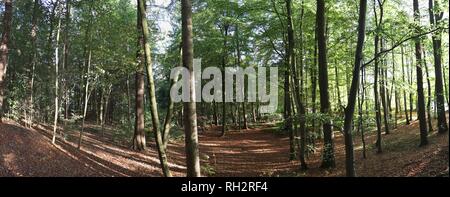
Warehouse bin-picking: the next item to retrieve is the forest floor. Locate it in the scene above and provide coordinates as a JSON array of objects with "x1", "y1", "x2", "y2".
[{"x1": 0, "y1": 116, "x2": 448, "y2": 177}]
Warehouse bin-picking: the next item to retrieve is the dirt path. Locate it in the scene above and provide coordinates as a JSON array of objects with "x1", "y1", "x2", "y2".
[{"x1": 1, "y1": 119, "x2": 448, "y2": 177}]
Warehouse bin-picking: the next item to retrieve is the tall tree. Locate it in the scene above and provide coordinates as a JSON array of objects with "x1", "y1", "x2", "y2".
[
  {"x1": 342, "y1": 0, "x2": 367, "y2": 177},
  {"x1": 413, "y1": 0, "x2": 428, "y2": 146},
  {"x1": 26, "y1": 0, "x2": 40, "y2": 128},
  {"x1": 316, "y1": 0, "x2": 335, "y2": 168},
  {"x1": 52, "y1": 2, "x2": 63, "y2": 144},
  {"x1": 138, "y1": 0, "x2": 172, "y2": 177},
  {"x1": 132, "y1": 1, "x2": 146, "y2": 151},
  {"x1": 373, "y1": 0, "x2": 384, "y2": 153},
  {"x1": 401, "y1": 45, "x2": 410, "y2": 124},
  {"x1": 286, "y1": 0, "x2": 307, "y2": 170},
  {"x1": 181, "y1": 0, "x2": 201, "y2": 177},
  {"x1": 0, "y1": 0, "x2": 13, "y2": 123},
  {"x1": 429, "y1": 0, "x2": 448, "y2": 134}
]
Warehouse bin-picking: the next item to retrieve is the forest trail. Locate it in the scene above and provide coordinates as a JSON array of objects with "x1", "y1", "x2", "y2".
[{"x1": 1, "y1": 119, "x2": 448, "y2": 177}]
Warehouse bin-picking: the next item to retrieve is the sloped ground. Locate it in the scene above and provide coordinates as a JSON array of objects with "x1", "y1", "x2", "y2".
[{"x1": 0, "y1": 117, "x2": 448, "y2": 177}]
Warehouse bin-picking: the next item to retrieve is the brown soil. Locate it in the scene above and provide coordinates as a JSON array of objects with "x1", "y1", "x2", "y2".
[{"x1": 0, "y1": 118, "x2": 448, "y2": 177}]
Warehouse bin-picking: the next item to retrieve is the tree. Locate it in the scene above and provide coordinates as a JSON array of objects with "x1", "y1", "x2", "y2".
[
  {"x1": 0, "y1": 0, "x2": 13, "y2": 123},
  {"x1": 429, "y1": 0, "x2": 448, "y2": 134},
  {"x1": 373, "y1": 0, "x2": 384, "y2": 153},
  {"x1": 413, "y1": 0, "x2": 428, "y2": 147},
  {"x1": 137, "y1": 0, "x2": 172, "y2": 177},
  {"x1": 52, "y1": 2, "x2": 63, "y2": 145},
  {"x1": 342, "y1": 0, "x2": 368, "y2": 177},
  {"x1": 132, "y1": 0, "x2": 146, "y2": 151},
  {"x1": 181, "y1": 0, "x2": 201, "y2": 177},
  {"x1": 25, "y1": 0, "x2": 40, "y2": 128},
  {"x1": 286, "y1": 0, "x2": 307, "y2": 170},
  {"x1": 316, "y1": 0, "x2": 335, "y2": 168}
]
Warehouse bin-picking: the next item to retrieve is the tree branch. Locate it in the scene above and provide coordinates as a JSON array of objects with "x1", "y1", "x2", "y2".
[{"x1": 362, "y1": 27, "x2": 443, "y2": 68}]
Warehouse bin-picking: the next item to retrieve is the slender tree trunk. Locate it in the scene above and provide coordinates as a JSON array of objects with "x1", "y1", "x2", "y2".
[
  {"x1": 162, "y1": 46, "x2": 183, "y2": 148},
  {"x1": 52, "y1": 6, "x2": 63, "y2": 145},
  {"x1": 0, "y1": 0, "x2": 13, "y2": 123},
  {"x1": 25, "y1": 0, "x2": 40, "y2": 128},
  {"x1": 392, "y1": 43, "x2": 399, "y2": 128},
  {"x1": 342, "y1": 0, "x2": 367, "y2": 177},
  {"x1": 373, "y1": 0, "x2": 383, "y2": 154},
  {"x1": 101, "y1": 85, "x2": 111, "y2": 138},
  {"x1": 181, "y1": 0, "x2": 201, "y2": 177},
  {"x1": 360, "y1": 66, "x2": 367, "y2": 159},
  {"x1": 413, "y1": 0, "x2": 428, "y2": 147},
  {"x1": 316, "y1": 0, "x2": 335, "y2": 168},
  {"x1": 221, "y1": 25, "x2": 229, "y2": 137},
  {"x1": 77, "y1": 50, "x2": 92, "y2": 149},
  {"x1": 213, "y1": 101, "x2": 218, "y2": 125},
  {"x1": 138, "y1": 0, "x2": 172, "y2": 177},
  {"x1": 62, "y1": 0, "x2": 70, "y2": 123},
  {"x1": 423, "y1": 49, "x2": 433, "y2": 132},
  {"x1": 126, "y1": 75, "x2": 132, "y2": 126},
  {"x1": 409, "y1": 47, "x2": 414, "y2": 121},
  {"x1": 429, "y1": 0, "x2": 448, "y2": 134},
  {"x1": 380, "y1": 39, "x2": 390, "y2": 135},
  {"x1": 311, "y1": 35, "x2": 318, "y2": 137},
  {"x1": 334, "y1": 63, "x2": 342, "y2": 109},
  {"x1": 401, "y1": 45, "x2": 410, "y2": 124}
]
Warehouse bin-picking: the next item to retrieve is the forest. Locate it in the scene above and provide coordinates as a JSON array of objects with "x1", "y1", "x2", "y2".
[{"x1": 0, "y1": 0, "x2": 448, "y2": 177}]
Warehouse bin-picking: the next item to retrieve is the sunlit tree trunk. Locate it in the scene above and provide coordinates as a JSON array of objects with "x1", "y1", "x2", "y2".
[
  {"x1": 52, "y1": 5, "x2": 63, "y2": 145},
  {"x1": 138, "y1": 0, "x2": 172, "y2": 177},
  {"x1": 0, "y1": 0, "x2": 13, "y2": 123}
]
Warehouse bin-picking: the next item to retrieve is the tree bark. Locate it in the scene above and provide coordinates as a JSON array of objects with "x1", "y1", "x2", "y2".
[
  {"x1": 316, "y1": 0, "x2": 335, "y2": 168},
  {"x1": 0, "y1": 0, "x2": 13, "y2": 123},
  {"x1": 423, "y1": 49, "x2": 433, "y2": 133},
  {"x1": 429, "y1": 0, "x2": 448, "y2": 134},
  {"x1": 133, "y1": 3, "x2": 146, "y2": 151},
  {"x1": 342, "y1": 0, "x2": 367, "y2": 177},
  {"x1": 401, "y1": 45, "x2": 410, "y2": 124},
  {"x1": 138, "y1": 0, "x2": 172, "y2": 177},
  {"x1": 52, "y1": 5, "x2": 63, "y2": 145},
  {"x1": 181, "y1": 0, "x2": 201, "y2": 177},
  {"x1": 373, "y1": 0, "x2": 383, "y2": 154},
  {"x1": 413, "y1": 0, "x2": 428, "y2": 147}
]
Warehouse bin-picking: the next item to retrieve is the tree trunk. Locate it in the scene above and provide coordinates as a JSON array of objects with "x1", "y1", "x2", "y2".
[
  {"x1": 401, "y1": 45, "x2": 410, "y2": 124},
  {"x1": 52, "y1": 5, "x2": 63, "y2": 145},
  {"x1": 162, "y1": 46, "x2": 183, "y2": 148},
  {"x1": 77, "y1": 50, "x2": 92, "y2": 149},
  {"x1": 0, "y1": 0, "x2": 13, "y2": 123},
  {"x1": 25, "y1": 0, "x2": 40, "y2": 128},
  {"x1": 373, "y1": 0, "x2": 383, "y2": 154},
  {"x1": 380, "y1": 39, "x2": 390, "y2": 135},
  {"x1": 342, "y1": 0, "x2": 367, "y2": 177},
  {"x1": 181, "y1": 0, "x2": 201, "y2": 177},
  {"x1": 132, "y1": 4, "x2": 146, "y2": 151},
  {"x1": 138, "y1": 0, "x2": 172, "y2": 177},
  {"x1": 429, "y1": 0, "x2": 448, "y2": 134},
  {"x1": 413, "y1": 0, "x2": 428, "y2": 147},
  {"x1": 392, "y1": 43, "x2": 399, "y2": 129},
  {"x1": 423, "y1": 49, "x2": 433, "y2": 132},
  {"x1": 316, "y1": 0, "x2": 335, "y2": 168},
  {"x1": 221, "y1": 25, "x2": 229, "y2": 137}
]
